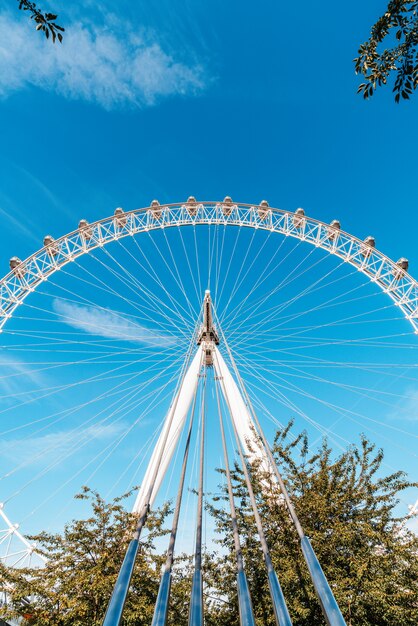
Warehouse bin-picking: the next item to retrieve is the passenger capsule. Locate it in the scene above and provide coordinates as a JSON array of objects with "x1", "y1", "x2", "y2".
[
  {"x1": 9, "y1": 256, "x2": 25, "y2": 279},
  {"x1": 361, "y1": 236, "x2": 375, "y2": 258},
  {"x1": 293, "y1": 207, "x2": 305, "y2": 229},
  {"x1": 150, "y1": 199, "x2": 162, "y2": 220},
  {"x1": 393, "y1": 257, "x2": 409, "y2": 280},
  {"x1": 44, "y1": 235, "x2": 58, "y2": 257},
  {"x1": 186, "y1": 196, "x2": 198, "y2": 217},
  {"x1": 222, "y1": 196, "x2": 233, "y2": 216},
  {"x1": 328, "y1": 219, "x2": 341, "y2": 241},
  {"x1": 78, "y1": 219, "x2": 92, "y2": 240},
  {"x1": 258, "y1": 199, "x2": 270, "y2": 220},
  {"x1": 114, "y1": 207, "x2": 127, "y2": 228}
]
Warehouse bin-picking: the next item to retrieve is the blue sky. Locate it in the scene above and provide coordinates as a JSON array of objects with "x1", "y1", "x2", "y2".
[
  {"x1": 0, "y1": 0, "x2": 417, "y2": 265},
  {"x1": 0, "y1": 0, "x2": 417, "y2": 551}
]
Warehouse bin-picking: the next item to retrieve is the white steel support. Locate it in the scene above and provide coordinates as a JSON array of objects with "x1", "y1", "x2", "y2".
[
  {"x1": 132, "y1": 289, "x2": 275, "y2": 518},
  {"x1": 408, "y1": 498, "x2": 418, "y2": 517},
  {"x1": 213, "y1": 347, "x2": 273, "y2": 479},
  {"x1": 132, "y1": 349, "x2": 202, "y2": 514},
  {"x1": 0, "y1": 505, "x2": 45, "y2": 568},
  {"x1": 1, "y1": 201, "x2": 417, "y2": 333}
]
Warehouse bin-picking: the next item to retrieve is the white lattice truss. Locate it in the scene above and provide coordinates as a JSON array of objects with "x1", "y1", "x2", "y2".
[
  {"x1": 132, "y1": 344, "x2": 269, "y2": 515},
  {"x1": 1, "y1": 200, "x2": 418, "y2": 567},
  {"x1": 0, "y1": 505, "x2": 46, "y2": 568},
  {"x1": 0, "y1": 201, "x2": 417, "y2": 332}
]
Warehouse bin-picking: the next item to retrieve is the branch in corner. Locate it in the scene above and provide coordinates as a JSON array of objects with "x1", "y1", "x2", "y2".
[{"x1": 17, "y1": 0, "x2": 65, "y2": 43}]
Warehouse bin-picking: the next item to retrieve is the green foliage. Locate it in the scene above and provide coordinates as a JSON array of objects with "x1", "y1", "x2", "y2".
[
  {"x1": 207, "y1": 423, "x2": 418, "y2": 625},
  {"x1": 1, "y1": 429, "x2": 417, "y2": 626},
  {"x1": 355, "y1": 1, "x2": 418, "y2": 101},
  {"x1": 0, "y1": 487, "x2": 170, "y2": 626},
  {"x1": 17, "y1": 0, "x2": 65, "y2": 43}
]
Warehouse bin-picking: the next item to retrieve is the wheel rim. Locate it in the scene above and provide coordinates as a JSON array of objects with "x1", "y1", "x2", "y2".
[{"x1": 0, "y1": 199, "x2": 417, "y2": 567}]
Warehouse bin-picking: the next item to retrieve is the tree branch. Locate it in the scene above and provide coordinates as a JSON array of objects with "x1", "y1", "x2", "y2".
[{"x1": 17, "y1": 0, "x2": 65, "y2": 43}]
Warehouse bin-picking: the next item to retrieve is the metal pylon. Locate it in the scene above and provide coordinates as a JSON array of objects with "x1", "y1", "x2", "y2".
[{"x1": 101, "y1": 291, "x2": 347, "y2": 626}]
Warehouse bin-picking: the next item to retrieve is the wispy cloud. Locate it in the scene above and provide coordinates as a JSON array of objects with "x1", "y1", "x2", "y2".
[
  {"x1": 388, "y1": 387, "x2": 418, "y2": 422},
  {"x1": 0, "y1": 421, "x2": 127, "y2": 465},
  {"x1": 53, "y1": 299, "x2": 174, "y2": 346},
  {"x1": 0, "y1": 11, "x2": 206, "y2": 109},
  {"x1": 0, "y1": 353, "x2": 45, "y2": 399},
  {"x1": 0, "y1": 205, "x2": 41, "y2": 244}
]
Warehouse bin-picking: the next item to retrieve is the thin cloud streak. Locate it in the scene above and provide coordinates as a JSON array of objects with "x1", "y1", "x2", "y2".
[
  {"x1": 0, "y1": 12, "x2": 206, "y2": 109},
  {"x1": 53, "y1": 299, "x2": 175, "y2": 346},
  {"x1": 388, "y1": 387, "x2": 418, "y2": 422},
  {"x1": 0, "y1": 422, "x2": 128, "y2": 465},
  {"x1": 0, "y1": 353, "x2": 45, "y2": 399},
  {"x1": 13, "y1": 162, "x2": 75, "y2": 221},
  {"x1": 0, "y1": 205, "x2": 41, "y2": 245}
]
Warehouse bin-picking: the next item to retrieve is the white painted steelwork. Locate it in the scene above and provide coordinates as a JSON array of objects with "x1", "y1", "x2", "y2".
[
  {"x1": 1, "y1": 200, "x2": 417, "y2": 571},
  {"x1": 213, "y1": 347, "x2": 270, "y2": 473},
  {"x1": 132, "y1": 349, "x2": 202, "y2": 514},
  {"x1": 0, "y1": 201, "x2": 417, "y2": 332},
  {"x1": 0, "y1": 505, "x2": 45, "y2": 568},
  {"x1": 409, "y1": 498, "x2": 418, "y2": 517},
  {"x1": 131, "y1": 344, "x2": 275, "y2": 519}
]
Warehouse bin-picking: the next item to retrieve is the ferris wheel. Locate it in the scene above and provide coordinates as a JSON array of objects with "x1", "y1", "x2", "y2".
[{"x1": 0, "y1": 198, "x2": 417, "y2": 625}]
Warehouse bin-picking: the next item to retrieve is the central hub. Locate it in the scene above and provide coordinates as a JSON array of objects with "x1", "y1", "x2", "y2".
[{"x1": 197, "y1": 290, "x2": 219, "y2": 366}]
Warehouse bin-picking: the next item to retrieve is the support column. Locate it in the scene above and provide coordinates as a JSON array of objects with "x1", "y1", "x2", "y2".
[
  {"x1": 132, "y1": 348, "x2": 202, "y2": 514},
  {"x1": 213, "y1": 346, "x2": 273, "y2": 480},
  {"x1": 188, "y1": 368, "x2": 206, "y2": 626},
  {"x1": 213, "y1": 350, "x2": 292, "y2": 626}
]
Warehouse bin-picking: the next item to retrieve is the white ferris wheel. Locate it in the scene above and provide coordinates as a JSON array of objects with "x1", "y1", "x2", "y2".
[{"x1": 0, "y1": 198, "x2": 417, "y2": 625}]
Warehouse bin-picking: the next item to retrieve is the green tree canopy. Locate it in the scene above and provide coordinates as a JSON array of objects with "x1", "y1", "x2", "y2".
[
  {"x1": 207, "y1": 423, "x2": 418, "y2": 625},
  {"x1": 1, "y1": 427, "x2": 417, "y2": 626},
  {"x1": 355, "y1": 1, "x2": 418, "y2": 101},
  {"x1": 0, "y1": 487, "x2": 171, "y2": 626}
]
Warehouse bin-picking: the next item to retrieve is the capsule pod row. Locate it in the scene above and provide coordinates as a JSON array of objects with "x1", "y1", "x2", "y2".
[{"x1": 6, "y1": 204, "x2": 410, "y2": 285}]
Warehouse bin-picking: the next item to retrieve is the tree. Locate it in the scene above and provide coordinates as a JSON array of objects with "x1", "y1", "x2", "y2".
[
  {"x1": 0, "y1": 487, "x2": 171, "y2": 626},
  {"x1": 16, "y1": 0, "x2": 64, "y2": 43},
  {"x1": 1, "y1": 429, "x2": 417, "y2": 626},
  {"x1": 207, "y1": 422, "x2": 418, "y2": 625},
  {"x1": 355, "y1": 1, "x2": 418, "y2": 101}
]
